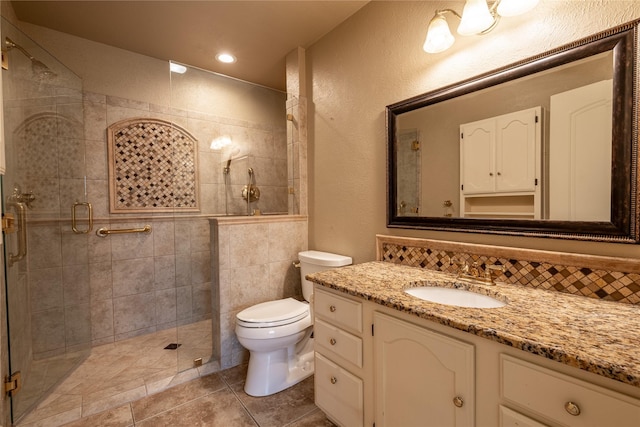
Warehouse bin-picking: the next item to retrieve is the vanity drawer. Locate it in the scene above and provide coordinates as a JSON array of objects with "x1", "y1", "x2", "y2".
[
  {"x1": 315, "y1": 353, "x2": 363, "y2": 427},
  {"x1": 314, "y1": 318, "x2": 363, "y2": 368},
  {"x1": 500, "y1": 405, "x2": 549, "y2": 427},
  {"x1": 501, "y1": 354, "x2": 640, "y2": 427},
  {"x1": 314, "y1": 288, "x2": 363, "y2": 333}
]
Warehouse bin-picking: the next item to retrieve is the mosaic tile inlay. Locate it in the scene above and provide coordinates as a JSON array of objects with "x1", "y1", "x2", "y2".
[
  {"x1": 378, "y1": 238, "x2": 640, "y2": 305},
  {"x1": 107, "y1": 118, "x2": 199, "y2": 212}
]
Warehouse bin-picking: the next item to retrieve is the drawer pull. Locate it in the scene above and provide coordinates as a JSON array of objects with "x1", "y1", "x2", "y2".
[
  {"x1": 453, "y1": 396, "x2": 464, "y2": 408},
  {"x1": 564, "y1": 401, "x2": 581, "y2": 416},
  {"x1": 330, "y1": 338, "x2": 337, "y2": 346},
  {"x1": 329, "y1": 305, "x2": 337, "y2": 312},
  {"x1": 330, "y1": 376, "x2": 338, "y2": 384}
]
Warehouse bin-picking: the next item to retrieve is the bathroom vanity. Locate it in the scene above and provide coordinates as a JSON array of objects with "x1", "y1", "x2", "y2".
[{"x1": 309, "y1": 261, "x2": 640, "y2": 427}]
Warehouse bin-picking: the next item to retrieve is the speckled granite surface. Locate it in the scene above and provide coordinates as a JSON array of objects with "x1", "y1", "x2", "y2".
[{"x1": 307, "y1": 261, "x2": 640, "y2": 388}]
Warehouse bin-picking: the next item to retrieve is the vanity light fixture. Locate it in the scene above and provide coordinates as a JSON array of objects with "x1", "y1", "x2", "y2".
[
  {"x1": 216, "y1": 52, "x2": 236, "y2": 64},
  {"x1": 423, "y1": 0, "x2": 539, "y2": 53}
]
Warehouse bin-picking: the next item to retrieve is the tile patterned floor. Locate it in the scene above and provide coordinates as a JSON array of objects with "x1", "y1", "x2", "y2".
[
  {"x1": 60, "y1": 368, "x2": 332, "y2": 427},
  {"x1": 16, "y1": 321, "x2": 333, "y2": 426}
]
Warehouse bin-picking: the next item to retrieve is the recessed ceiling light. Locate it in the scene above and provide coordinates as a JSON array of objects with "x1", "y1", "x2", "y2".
[{"x1": 216, "y1": 53, "x2": 236, "y2": 64}]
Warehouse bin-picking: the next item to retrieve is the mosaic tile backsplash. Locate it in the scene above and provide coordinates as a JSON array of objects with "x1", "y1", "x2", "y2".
[
  {"x1": 378, "y1": 236, "x2": 640, "y2": 305},
  {"x1": 108, "y1": 118, "x2": 199, "y2": 212}
]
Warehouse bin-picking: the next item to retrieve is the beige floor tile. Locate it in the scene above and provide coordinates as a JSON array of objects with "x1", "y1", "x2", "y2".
[
  {"x1": 231, "y1": 376, "x2": 317, "y2": 427},
  {"x1": 143, "y1": 375, "x2": 176, "y2": 396},
  {"x1": 18, "y1": 407, "x2": 82, "y2": 427},
  {"x1": 83, "y1": 377, "x2": 146, "y2": 404},
  {"x1": 131, "y1": 373, "x2": 226, "y2": 421},
  {"x1": 15, "y1": 321, "x2": 331, "y2": 427},
  {"x1": 220, "y1": 363, "x2": 248, "y2": 386},
  {"x1": 17, "y1": 394, "x2": 82, "y2": 426},
  {"x1": 285, "y1": 408, "x2": 336, "y2": 427},
  {"x1": 82, "y1": 385, "x2": 147, "y2": 418},
  {"x1": 135, "y1": 388, "x2": 257, "y2": 426},
  {"x1": 162, "y1": 366, "x2": 201, "y2": 389},
  {"x1": 61, "y1": 404, "x2": 134, "y2": 427}
]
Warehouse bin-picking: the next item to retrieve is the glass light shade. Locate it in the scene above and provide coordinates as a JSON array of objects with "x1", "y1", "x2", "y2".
[
  {"x1": 457, "y1": 0, "x2": 495, "y2": 36},
  {"x1": 423, "y1": 15, "x2": 455, "y2": 53},
  {"x1": 496, "y1": 0, "x2": 539, "y2": 17}
]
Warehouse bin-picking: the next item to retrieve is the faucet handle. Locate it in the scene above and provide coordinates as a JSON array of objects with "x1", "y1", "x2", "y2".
[
  {"x1": 450, "y1": 256, "x2": 469, "y2": 273},
  {"x1": 484, "y1": 264, "x2": 506, "y2": 284}
]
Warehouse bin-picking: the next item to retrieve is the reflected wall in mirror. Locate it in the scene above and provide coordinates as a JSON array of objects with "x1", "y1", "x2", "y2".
[{"x1": 387, "y1": 20, "x2": 639, "y2": 243}]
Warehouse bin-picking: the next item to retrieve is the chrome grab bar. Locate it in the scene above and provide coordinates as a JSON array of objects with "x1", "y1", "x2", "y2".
[
  {"x1": 72, "y1": 202, "x2": 93, "y2": 234},
  {"x1": 7, "y1": 201, "x2": 26, "y2": 267},
  {"x1": 96, "y1": 225, "x2": 152, "y2": 237}
]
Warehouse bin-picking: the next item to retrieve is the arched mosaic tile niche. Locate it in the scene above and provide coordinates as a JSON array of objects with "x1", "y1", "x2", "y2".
[
  {"x1": 14, "y1": 111, "x2": 85, "y2": 218},
  {"x1": 107, "y1": 118, "x2": 199, "y2": 213}
]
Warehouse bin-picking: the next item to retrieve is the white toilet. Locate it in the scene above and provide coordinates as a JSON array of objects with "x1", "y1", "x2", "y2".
[{"x1": 235, "y1": 250, "x2": 352, "y2": 397}]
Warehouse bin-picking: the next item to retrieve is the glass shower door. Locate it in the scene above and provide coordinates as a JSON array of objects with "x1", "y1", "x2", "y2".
[{"x1": 1, "y1": 19, "x2": 90, "y2": 423}]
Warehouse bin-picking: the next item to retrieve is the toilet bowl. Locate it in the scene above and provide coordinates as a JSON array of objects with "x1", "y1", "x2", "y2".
[{"x1": 235, "y1": 250, "x2": 352, "y2": 397}]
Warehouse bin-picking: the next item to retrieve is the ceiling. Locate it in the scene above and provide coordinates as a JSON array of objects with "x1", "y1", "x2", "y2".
[{"x1": 10, "y1": 0, "x2": 369, "y2": 90}]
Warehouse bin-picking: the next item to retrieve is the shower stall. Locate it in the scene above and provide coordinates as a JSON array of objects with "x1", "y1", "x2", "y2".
[
  {"x1": 0, "y1": 18, "x2": 292, "y2": 425},
  {"x1": 1, "y1": 19, "x2": 92, "y2": 422}
]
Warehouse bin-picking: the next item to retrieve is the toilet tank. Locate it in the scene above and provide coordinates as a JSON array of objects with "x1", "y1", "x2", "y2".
[{"x1": 298, "y1": 250, "x2": 352, "y2": 302}]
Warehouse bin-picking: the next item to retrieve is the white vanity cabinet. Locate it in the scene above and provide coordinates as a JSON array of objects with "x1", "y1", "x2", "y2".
[
  {"x1": 460, "y1": 107, "x2": 541, "y2": 219},
  {"x1": 313, "y1": 287, "x2": 365, "y2": 427},
  {"x1": 312, "y1": 285, "x2": 640, "y2": 427},
  {"x1": 374, "y1": 312, "x2": 475, "y2": 427}
]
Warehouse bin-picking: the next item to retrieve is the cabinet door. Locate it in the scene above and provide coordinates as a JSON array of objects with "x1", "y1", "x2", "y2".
[
  {"x1": 460, "y1": 118, "x2": 495, "y2": 194},
  {"x1": 495, "y1": 108, "x2": 539, "y2": 192},
  {"x1": 374, "y1": 312, "x2": 475, "y2": 427}
]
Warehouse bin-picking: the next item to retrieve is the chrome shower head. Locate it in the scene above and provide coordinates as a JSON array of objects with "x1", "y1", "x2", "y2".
[{"x1": 5, "y1": 37, "x2": 57, "y2": 80}]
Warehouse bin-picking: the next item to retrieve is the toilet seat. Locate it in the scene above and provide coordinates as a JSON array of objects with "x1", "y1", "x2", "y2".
[{"x1": 236, "y1": 298, "x2": 309, "y2": 328}]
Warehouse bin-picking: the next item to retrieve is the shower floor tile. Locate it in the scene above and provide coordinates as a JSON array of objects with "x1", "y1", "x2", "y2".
[{"x1": 15, "y1": 321, "x2": 333, "y2": 427}]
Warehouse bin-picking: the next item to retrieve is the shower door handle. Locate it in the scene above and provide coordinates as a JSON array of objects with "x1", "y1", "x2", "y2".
[
  {"x1": 6, "y1": 201, "x2": 26, "y2": 267},
  {"x1": 72, "y1": 202, "x2": 93, "y2": 234}
]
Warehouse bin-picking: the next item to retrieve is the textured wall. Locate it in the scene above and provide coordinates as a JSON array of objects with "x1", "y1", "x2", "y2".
[{"x1": 307, "y1": 1, "x2": 640, "y2": 264}]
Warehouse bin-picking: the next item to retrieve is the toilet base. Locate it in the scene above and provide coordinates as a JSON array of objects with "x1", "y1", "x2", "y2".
[{"x1": 244, "y1": 332, "x2": 314, "y2": 397}]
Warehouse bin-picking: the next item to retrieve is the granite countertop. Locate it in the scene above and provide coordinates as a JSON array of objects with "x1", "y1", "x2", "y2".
[{"x1": 307, "y1": 261, "x2": 640, "y2": 388}]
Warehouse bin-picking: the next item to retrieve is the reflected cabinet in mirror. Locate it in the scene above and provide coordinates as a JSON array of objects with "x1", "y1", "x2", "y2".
[{"x1": 387, "y1": 20, "x2": 639, "y2": 243}]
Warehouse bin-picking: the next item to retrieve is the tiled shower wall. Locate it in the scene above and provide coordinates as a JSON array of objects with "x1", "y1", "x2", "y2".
[
  {"x1": 211, "y1": 215, "x2": 308, "y2": 369},
  {"x1": 83, "y1": 91, "x2": 288, "y2": 218},
  {"x1": 28, "y1": 217, "x2": 212, "y2": 358},
  {"x1": 377, "y1": 235, "x2": 640, "y2": 305},
  {"x1": 17, "y1": 89, "x2": 288, "y2": 359},
  {"x1": 286, "y1": 95, "x2": 307, "y2": 216}
]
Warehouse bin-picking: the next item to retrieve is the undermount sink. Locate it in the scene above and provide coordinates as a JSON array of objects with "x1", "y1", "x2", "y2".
[{"x1": 405, "y1": 286, "x2": 506, "y2": 308}]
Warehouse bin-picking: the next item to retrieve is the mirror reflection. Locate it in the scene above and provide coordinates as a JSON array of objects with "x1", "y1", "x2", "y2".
[
  {"x1": 396, "y1": 51, "x2": 613, "y2": 221},
  {"x1": 387, "y1": 20, "x2": 639, "y2": 243}
]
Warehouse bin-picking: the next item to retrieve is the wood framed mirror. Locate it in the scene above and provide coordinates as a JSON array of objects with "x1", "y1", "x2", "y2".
[{"x1": 386, "y1": 20, "x2": 639, "y2": 243}]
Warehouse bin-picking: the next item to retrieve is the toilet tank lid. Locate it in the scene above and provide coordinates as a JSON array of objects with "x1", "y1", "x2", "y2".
[{"x1": 298, "y1": 250, "x2": 352, "y2": 267}]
